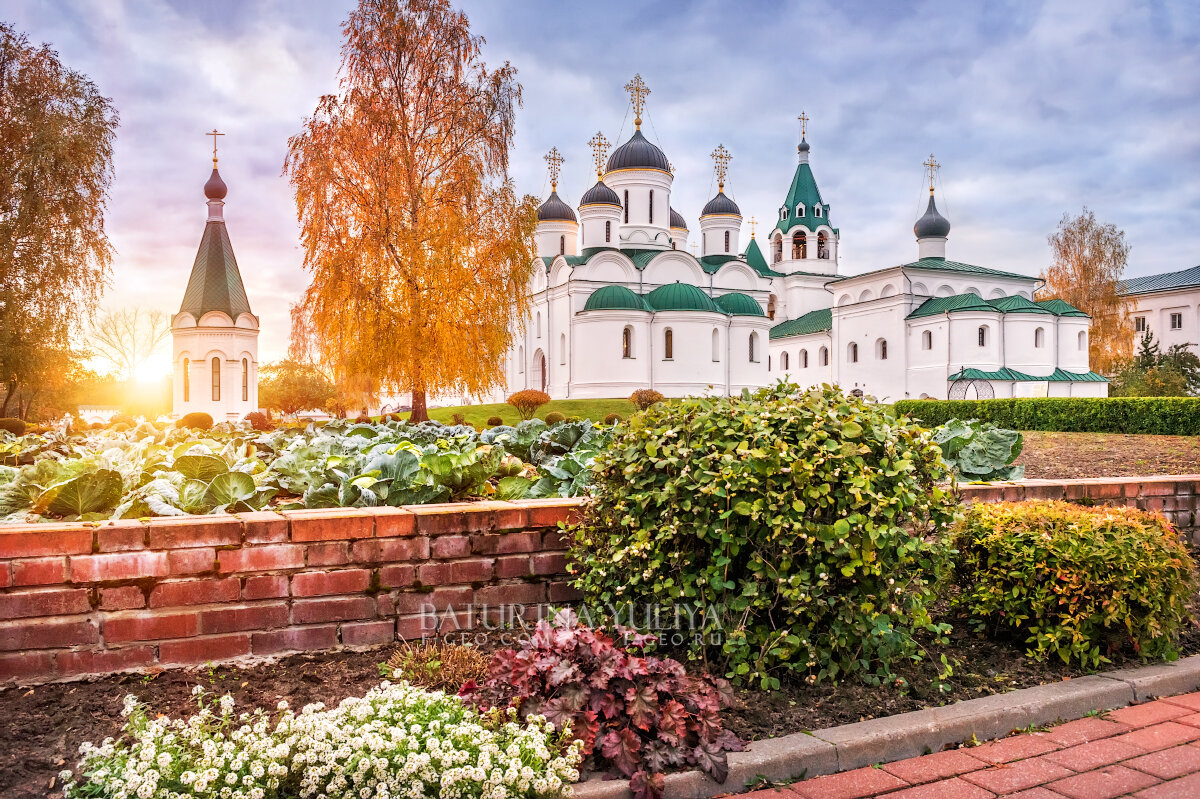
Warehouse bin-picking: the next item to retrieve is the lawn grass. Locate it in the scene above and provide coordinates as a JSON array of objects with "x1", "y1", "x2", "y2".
[{"x1": 397, "y1": 398, "x2": 638, "y2": 427}]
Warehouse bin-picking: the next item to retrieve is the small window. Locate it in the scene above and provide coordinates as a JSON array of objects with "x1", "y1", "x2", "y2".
[
  {"x1": 849, "y1": 342, "x2": 858, "y2": 363},
  {"x1": 921, "y1": 330, "x2": 932, "y2": 350},
  {"x1": 820, "y1": 346, "x2": 829, "y2": 366},
  {"x1": 711, "y1": 328, "x2": 720, "y2": 362},
  {"x1": 796, "y1": 204, "x2": 805, "y2": 218},
  {"x1": 814, "y1": 205, "x2": 822, "y2": 217},
  {"x1": 1134, "y1": 316, "x2": 1147, "y2": 332},
  {"x1": 518, "y1": 346, "x2": 524, "y2": 373},
  {"x1": 182, "y1": 358, "x2": 190, "y2": 402},
  {"x1": 624, "y1": 190, "x2": 629, "y2": 224},
  {"x1": 241, "y1": 358, "x2": 248, "y2": 402},
  {"x1": 768, "y1": 355, "x2": 772, "y2": 371},
  {"x1": 1034, "y1": 327, "x2": 1045, "y2": 348},
  {"x1": 663, "y1": 328, "x2": 673, "y2": 359},
  {"x1": 724, "y1": 230, "x2": 730, "y2": 253},
  {"x1": 559, "y1": 235, "x2": 565, "y2": 255},
  {"x1": 800, "y1": 349, "x2": 808, "y2": 368},
  {"x1": 559, "y1": 333, "x2": 566, "y2": 365},
  {"x1": 605, "y1": 220, "x2": 611, "y2": 243},
  {"x1": 211, "y1": 357, "x2": 221, "y2": 402},
  {"x1": 1078, "y1": 330, "x2": 1087, "y2": 351},
  {"x1": 780, "y1": 207, "x2": 787, "y2": 221},
  {"x1": 877, "y1": 339, "x2": 888, "y2": 360},
  {"x1": 782, "y1": 351, "x2": 789, "y2": 370},
  {"x1": 536, "y1": 311, "x2": 542, "y2": 338},
  {"x1": 622, "y1": 326, "x2": 633, "y2": 359},
  {"x1": 978, "y1": 326, "x2": 988, "y2": 347},
  {"x1": 1171, "y1": 312, "x2": 1183, "y2": 330},
  {"x1": 649, "y1": 189, "x2": 654, "y2": 224},
  {"x1": 749, "y1": 332, "x2": 758, "y2": 362}
]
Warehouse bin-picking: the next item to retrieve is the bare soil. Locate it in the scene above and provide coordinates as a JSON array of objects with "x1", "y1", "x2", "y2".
[{"x1": 1016, "y1": 432, "x2": 1200, "y2": 479}]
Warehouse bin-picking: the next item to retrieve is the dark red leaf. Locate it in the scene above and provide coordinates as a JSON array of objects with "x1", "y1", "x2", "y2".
[
  {"x1": 601, "y1": 728, "x2": 642, "y2": 778},
  {"x1": 630, "y1": 770, "x2": 665, "y2": 799},
  {"x1": 692, "y1": 739, "x2": 730, "y2": 784},
  {"x1": 626, "y1": 684, "x2": 659, "y2": 731}
]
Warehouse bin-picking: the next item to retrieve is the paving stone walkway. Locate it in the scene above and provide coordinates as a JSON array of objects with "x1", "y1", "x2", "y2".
[{"x1": 738, "y1": 692, "x2": 1200, "y2": 799}]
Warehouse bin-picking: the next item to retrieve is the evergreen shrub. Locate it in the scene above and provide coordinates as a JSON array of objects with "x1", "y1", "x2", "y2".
[
  {"x1": 175, "y1": 412, "x2": 213, "y2": 430},
  {"x1": 544, "y1": 411, "x2": 566, "y2": 425},
  {"x1": 952, "y1": 500, "x2": 1195, "y2": 668},
  {"x1": 571, "y1": 382, "x2": 958, "y2": 687},
  {"x1": 895, "y1": 397, "x2": 1200, "y2": 435},
  {"x1": 0, "y1": 418, "x2": 26, "y2": 436}
]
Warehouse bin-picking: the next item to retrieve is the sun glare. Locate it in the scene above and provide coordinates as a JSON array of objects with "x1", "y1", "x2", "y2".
[{"x1": 134, "y1": 351, "x2": 172, "y2": 384}]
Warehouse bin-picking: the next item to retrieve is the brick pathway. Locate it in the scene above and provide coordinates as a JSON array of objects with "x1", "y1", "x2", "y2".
[{"x1": 738, "y1": 693, "x2": 1200, "y2": 799}]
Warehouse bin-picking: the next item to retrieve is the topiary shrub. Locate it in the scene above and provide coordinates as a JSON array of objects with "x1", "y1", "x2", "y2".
[
  {"x1": 629, "y1": 388, "x2": 664, "y2": 411},
  {"x1": 603, "y1": 412, "x2": 622, "y2": 425},
  {"x1": 244, "y1": 411, "x2": 272, "y2": 430},
  {"x1": 506, "y1": 389, "x2": 551, "y2": 420},
  {"x1": 0, "y1": 418, "x2": 26, "y2": 436},
  {"x1": 486, "y1": 416, "x2": 504, "y2": 427},
  {"x1": 952, "y1": 500, "x2": 1196, "y2": 668},
  {"x1": 543, "y1": 411, "x2": 565, "y2": 425},
  {"x1": 175, "y1": 411, "x2": 213, "y2": 430},
  {"x1": 572, "y1": 382, "x2": 958, "y2": 688}
]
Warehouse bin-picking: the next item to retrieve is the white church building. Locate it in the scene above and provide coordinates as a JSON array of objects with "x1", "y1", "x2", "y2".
[
  {"x1": 505, "y1": 77, "x2": 1107, "y2": 403},
  {"x1": 171, "y1": 151, "x2": 260, "y2": 419}
]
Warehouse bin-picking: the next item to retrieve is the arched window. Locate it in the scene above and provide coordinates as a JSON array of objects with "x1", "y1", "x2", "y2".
[
  {"x1": 817, "y1": 231, "x2": 829, "y2": 259},
  {"x1": 820, "y1": 346, "x2": 829, "y2": 366},
  {"x1": 772, "y1": 234, "x2": 783, "y2": 263},
  {"x1": 1034, "y1": 327, "x2": 1045, "y2": 348},
  {"x1": 648, "y1": 190, "x2": 654, "y2": 224},
  {"x1": 1078, "y1": 331, "x2": 1087, "y2": 351},
  {"x1": 792, "y1": 231, "x2": 807, "y2": 259},
  {"x1": 782, "y1": 351, "x2": 789, "y2": 370},
  {"x1": 978, "y1": 326, "x2": 988, "y2": 347},
  {"x1": 241, "y1": 359, "x2": 249, "y2": 402},
  {"x1": 518, "y1": 346, "x2": 524, "y2": 373},
  {"x1": 748, "y1": 332, "x2": 758, "y2": 362},
  {"x1": 815, "y1": 205, "x2": 823, "y2": 218},
  {"x1": 211, "y1": 357, "x2": 221, "y2": 402},
  {"x1": 768, "y1": 355, "x2": 772, "y2": 371},
  {"x1": 182, "y1": 358, "x2": 190, "y2": 402},
  {"x1": 877, "y1": 339, "x2": 888, "y2": 360},
  {"x1": 922, "y1": 330, "x2": 932, "y2": 350},
  {"x1": 623, "y1": 190, "x2": 629, "y2": 224},
  {"x1": 536, "y1": 311, "x2": 542, "y2": 337},
  {"x1": 559, "y1": 333, "x2": 566, "y2": 365},
  {"x1": 800, "y1": 349, "x2": 809, "y2": 368},
  {"x1": 780, "y1": 207, "x2": 787, "y2": 221},
  {"x1": 622, "y1": 326, "x2": 633, "y2": 359},
  {"x1": 711, "y1": 328, "x2": 720, "y2": 362},
  {"x1": 559, "y1": 235, "x2": 565, "y2": 255},
  {"x1": 849, "y1": 342, "x2": 859, "y2": 363},
  {"x1": 724, "y1": 230, "x2": 730, "y2": 253},
  {"x1": 663, "y1": 328, "x2": 674, "y2": 359},
  {"x1": 796, "y1": 204, "x2": 805, "y2": 218},
  {"x1": 605, "y1": 220, "x2": 611, "y2": 243}
]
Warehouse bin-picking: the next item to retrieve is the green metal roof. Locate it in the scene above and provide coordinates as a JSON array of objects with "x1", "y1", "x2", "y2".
[
  {"x1": 774, "y1": 161, "x2": 831, "y2": 235},
  {"x1": 907, "y1": 293, "x2": 997, "y2": 319},
  {"x1": 178, "y1": 220, "x2": 253, "y2": 321},
  {"x1": 1036, "y1": 298, "x2": 1089, "y2": 317},
  {"x1": 714, "y1": 292, "x2": 766, "y2": 316},
  {"x1": 743, "y1": 238, "x2": 769, "y2": 274},
  {"x1": 949, "y1": 367, "x2": 1108, "y2": 383},
  {"x1": 834, "y1": 257, "x2": 1037, "y2": 285},
  {"x1": 769, "y1": 307, "x2": 832, "y2": 339},
  {"x1": 644, "y1": 281, "x2": 721, "y2": 312},
  {"x1": 582, "y1": 285, "x2": 650, "y2": 312},
  {"x1": 1122, "y1": 265, "x2": 1200, "y2": 295},
  {"x1": 698, "y1": 253, "x2": 739, "y2": 274},
  {"x1": 987, "y1": 295, "x2": 1052, "y2": 314}
]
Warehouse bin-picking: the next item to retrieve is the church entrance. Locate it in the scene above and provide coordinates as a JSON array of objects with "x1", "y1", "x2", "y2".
[{"x1": 534, "y1": 349, "x2": 546, "y2": 393}]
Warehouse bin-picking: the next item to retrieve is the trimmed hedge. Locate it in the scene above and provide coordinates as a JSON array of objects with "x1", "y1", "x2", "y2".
[{"x1": 894, "y1": 397, "x2": 1200, "y2": 435}]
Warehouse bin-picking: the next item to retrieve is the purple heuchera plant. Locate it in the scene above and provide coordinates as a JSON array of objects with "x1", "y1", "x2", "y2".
[{"x1": 468, "y1": 609, "x2": 743, "y2": 799}]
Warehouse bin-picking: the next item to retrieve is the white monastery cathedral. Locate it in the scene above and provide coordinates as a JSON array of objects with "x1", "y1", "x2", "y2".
[{"x1": 506, "y1": 76, "x2": 1108, "y2": 402}]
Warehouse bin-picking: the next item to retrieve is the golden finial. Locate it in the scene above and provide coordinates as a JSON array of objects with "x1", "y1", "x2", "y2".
[
  {"x1": 545, "y1": 147, "x2": 564, "y2": 191},
  {"x1": 923, "y1": 153, "x2": 940, "y2": 194},
  {"x1": 587, "y1": 132, "x2": 611, "y2": 178},
  {"x1": 624, "y1": 74, "x2": 650, "y2": 130},
  {"x1": 710, "y1": 144, "x2": 732, "y2": 191},
  {"x1": 207, "y1": 128, "x2": 225, "y2": 168},
  {"x1": 798, "y1": 111, "x2": 809, "y2": 138},
  {"x1": 749, "y1": 216, "x2": 757, "y2": 239}
]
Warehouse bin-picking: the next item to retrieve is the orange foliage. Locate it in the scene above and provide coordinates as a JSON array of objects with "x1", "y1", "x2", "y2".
[{"x1": 507, "y1": 390, "x2": 550, "y2": 420}]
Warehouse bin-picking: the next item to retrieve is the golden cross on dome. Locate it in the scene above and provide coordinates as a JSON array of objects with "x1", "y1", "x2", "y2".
[
  {"x1": 587, "y1": 132, "x2": 611, "y2": 177},
  {"x1": 798, "y1": 111, "x2": 809, "y2": 138},
  {"x1": 923, "y1": 153, "x2": 940, "y2": 194},
  {"x1": 710, "y1": 144, "x2": 732, "y2": 190},
  {"x1": 624, "y1": 74, "x2": 650, "y2": 129},
  {"x1": 749, "y1": 216, "x2": 757, "y2": 239},
  {"x1": 545, "y1": 147, "x2": 564, "y2": 190},
  {"x1": 207, "y1": 128, "x2": 224, "y2": 167}
]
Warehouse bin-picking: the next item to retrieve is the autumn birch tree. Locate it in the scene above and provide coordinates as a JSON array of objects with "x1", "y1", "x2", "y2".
[
  {"x1": 284, "y1": 0, "x2": 538, "y2": 421},
  {"x1": 1038, "y1": 208, "x2": 1132, "y2": 374}
]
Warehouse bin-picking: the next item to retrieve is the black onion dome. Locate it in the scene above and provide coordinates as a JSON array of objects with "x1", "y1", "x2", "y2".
[
  {"x1": 537, "y1": 190, "x2": 577, "y2": 222},
  {"x1": 670, "y1": 207, "x2": 688, "y2": 229},
  {"x1": 579, "y1": 180, "x2": 621, "y2": 207},
  {"x1": 701, "y1": 191, "x2": 741, "y2": 217},
  {"x1": 204, "y1": 168, "x2": 227, "y2": 200},
  {"x1": 798, "y1": 137, "x2": 810, "y2": 153},
  {"x1": 914, "y1": 193, "x2": 951, "y2": 238},
  {"x1": 606, "y1": 130, "x2": 671, "y2": 172}
]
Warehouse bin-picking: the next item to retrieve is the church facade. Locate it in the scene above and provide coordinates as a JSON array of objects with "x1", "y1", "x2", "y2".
[{"x1": 505, "y1": 77, "x2": 1107, "y2": 403}]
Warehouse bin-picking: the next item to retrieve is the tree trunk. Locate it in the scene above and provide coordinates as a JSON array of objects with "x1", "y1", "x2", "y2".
[
  {"x1": 1, "y1": 379, "x2": 15, "y2": 417},
  {"x1": 409, "y1": 389, "x2": 428, "y2": 422}
]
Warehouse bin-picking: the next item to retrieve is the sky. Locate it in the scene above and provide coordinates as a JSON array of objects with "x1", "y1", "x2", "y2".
[{"x1": 10, "y1": 0, "x2": 1200, "y2": 373}]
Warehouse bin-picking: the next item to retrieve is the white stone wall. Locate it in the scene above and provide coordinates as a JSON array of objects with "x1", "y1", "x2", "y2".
[
  {"x1": 171, "y1": 311, "x2": 259, "y2": 420},
  {"x1": 1127, "y1": 287, "x2": 1200, "y2": 355}
]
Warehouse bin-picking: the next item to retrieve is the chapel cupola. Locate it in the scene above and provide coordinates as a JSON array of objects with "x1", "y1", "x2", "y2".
[
  {"x1": 578, "y1": 132, "x2": 623, "y2": 250},
  {"x1": 601, "y1": 75, "x2": 674, "y2": 250},
  {"x1": 699, "y1": 144, "x2": 741, "y2": 257},
  {"x1": 769, "y1": 113, "x2": 837, "y2": 272},
  {"x1": 914, "y1": 154, "x2": 951, "y2": 260},
  {"x1": 534, "y1": 147, "x2": 578, "y2": 258}
]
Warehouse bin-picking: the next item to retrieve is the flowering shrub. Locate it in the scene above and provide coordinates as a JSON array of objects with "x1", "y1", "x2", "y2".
[
  {"x1": 63, "y1": 683, "x2": 582, "y2": 799},
  {"x1": 572, "y1": 382, "x2": 959, "y2": 688},
  {"x1": 952, "y1": 501, "x2": 1196, "y2": 668},
  {"x1": 474, "y1": 610, "x2": 741, "y2": 799}
]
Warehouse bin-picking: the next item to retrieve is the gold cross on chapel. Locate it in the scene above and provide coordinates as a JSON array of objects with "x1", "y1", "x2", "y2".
[
  {"x1": 749, "y1": 216, "x2": 757, "y2": 239},
  {"x1": 587, "y1": 132, "x2": 611, "y2": 177},
  {"x1": 924, "y1": 153, "x2": 940, "y2": 194},
  {"x1": 207, "y1": 128, "x2": 224, "y2": 167},
  {"x1": 710, "y1": 144, "x2": 732, "y2": 191},
  {"x1": 544, "y1": 147, "x2": 564, "y2": 191},
  {"x1": 624, "y1": 74, "x2": 650, "y2": 129},
  {"x1": 798, "y1": 111, "x2": 809, "y2": 138}
]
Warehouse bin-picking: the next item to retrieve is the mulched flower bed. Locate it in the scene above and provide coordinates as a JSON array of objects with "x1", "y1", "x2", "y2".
[
  {"x1": 5, "y1": 599, "x2": 1200, "y2": 799},
  {"x1": 1017, "y1": 432, "x2": 1200, "y2": 479}
]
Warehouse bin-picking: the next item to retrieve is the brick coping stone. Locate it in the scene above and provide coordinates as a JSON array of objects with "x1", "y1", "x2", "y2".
[{"x1": 571, "y1": 655, "x2": 1200, "y2": 799}]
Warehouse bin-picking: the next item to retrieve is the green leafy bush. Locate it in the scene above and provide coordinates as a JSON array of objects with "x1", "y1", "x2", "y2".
[
  {"x1": 175, "y1": 411, "x2": 213, "y2": 430},
  {"x1": 952, "y1": 501, "x2": 1196, "y2": 668},
  {"x1": 934, "y1": 419, "x2": 1024, "y2": 481},
  {"x1": 895, "y1": 397, "x2": 1200, "y2": 435},
  {"x1": 544, "y1": 411, "x2": 566, "y2": 425},
  {"x1": 571, "y1": 382, "x2": 958, "y2": 687},
  {"x1": 0, "y1": 418, "x2": 26, "y2": 436}
]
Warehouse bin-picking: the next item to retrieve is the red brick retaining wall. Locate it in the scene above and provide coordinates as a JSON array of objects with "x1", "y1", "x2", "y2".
[{"x1": 2, "y1": 476, "x2": 1198, "y2": 685}]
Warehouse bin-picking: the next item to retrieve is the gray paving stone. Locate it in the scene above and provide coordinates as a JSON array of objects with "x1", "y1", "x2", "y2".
[
  {"x1": 665, "y1": 733, "x2": 839, "y2": 799},
  {"x1": 811, "y1": 708, "x2": 945, "y2": 771},
  {"x1": 1097, "y1": 655, "x2": 1200, "y2": 702}
]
